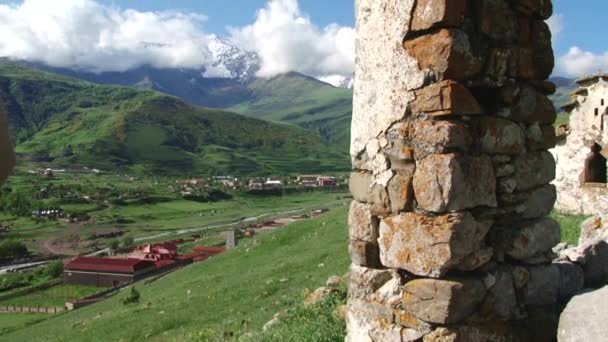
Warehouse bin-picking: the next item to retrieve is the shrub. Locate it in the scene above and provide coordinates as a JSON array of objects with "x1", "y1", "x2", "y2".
[
  {"x1": 0, "y1": 240, "x2": 29, "y2": 259},
  {"x1": 107, "y1": 239, "x2": 119, "y2": 250},
  {"x1": 46, "y1": 260, "x2": 64, "y2": 278},
  {"x1": 122, "y1": 287, "x2": 140, "y2": 305},
  {"x1": 120, "y1": 235, "x2": 134, "y2": 248}
]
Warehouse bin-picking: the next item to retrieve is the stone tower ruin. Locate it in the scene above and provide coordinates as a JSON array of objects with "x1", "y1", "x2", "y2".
[
  {"x1": 347, "y1": 0, "x2": 577, "y2": 340},
  {"x1": 553, "y1": 74, "x2": 608, "y2": 215}
]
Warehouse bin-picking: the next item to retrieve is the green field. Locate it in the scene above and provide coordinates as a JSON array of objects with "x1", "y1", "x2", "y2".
[
  {"x1": 0, "y1": 62, "x2": 349, "y2": 176},
  {"x1": 3, "y1": 207, "x2": 351, "y2": 341},
  {"x1": 0, "y1": 312, "x2": 49, "y2": 336}
]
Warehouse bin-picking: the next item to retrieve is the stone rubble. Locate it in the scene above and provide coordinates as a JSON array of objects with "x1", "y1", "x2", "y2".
[{"x1": 347, "y1": 0, "x2": 577, "y2": 340}]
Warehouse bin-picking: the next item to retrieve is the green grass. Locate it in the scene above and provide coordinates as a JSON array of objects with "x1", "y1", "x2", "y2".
[
  {"x1": 0, "y1": 285, "x2": 103, "y2": 307},
  {"x1": 551, "y1": 211, "x2": 589, "y2": 245},
  {"x1": 0, "y1": 312, "x2": 50, "y2": 335},
  {"x1": 4, "y1": 206, "x2": 351, "y2": 341}
]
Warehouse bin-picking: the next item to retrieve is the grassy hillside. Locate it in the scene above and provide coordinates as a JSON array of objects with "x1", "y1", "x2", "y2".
[
  {"x1": 3, "y1": 206, "x2": 351, "y2": 341},
  {"x1": 0, "y1": 63, "x2": 349, "y2": 175},
  {"x1": 227, "y1": 73, "x2": 353, "y2": 150}
]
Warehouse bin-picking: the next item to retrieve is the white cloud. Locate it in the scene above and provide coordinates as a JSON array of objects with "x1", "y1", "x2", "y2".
[
  {"x1": 0, "y1": 0, "x2": 214, "y2": 72},
  {"x1": 546, "y1": 14, "x2": 564, "y2": 39},
  {"x1": 557, "y1": 47, "x2": 608, "y2": 78},
  {"x1": 229, "y1": 0, "x2": 355, "y2": 79}
]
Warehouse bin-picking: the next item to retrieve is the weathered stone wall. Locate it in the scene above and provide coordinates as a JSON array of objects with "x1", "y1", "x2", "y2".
[
  {"x1": 552, "y1": 76, "x2": 608, "y2": 215},
  {"x1": 347, "y1": 0, "x2": 576, "y2": 340}
]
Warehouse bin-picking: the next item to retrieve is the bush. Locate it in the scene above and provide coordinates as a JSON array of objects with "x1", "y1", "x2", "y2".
[
  {"x1": 120, "y1": 235, "x2": 134, "y2": 248},
  {"x1": 107, "y1": 239, "x2": 119, "y2": 250},
  {"x1": 122, "y1": 287, "x2": 140, "y2": 305},
  {"x1": 0, "y1": 240, "x2": 29, "y2": 259},
  {"x1": 46, "y1": 260, "x2": 64, "y2": 278}
]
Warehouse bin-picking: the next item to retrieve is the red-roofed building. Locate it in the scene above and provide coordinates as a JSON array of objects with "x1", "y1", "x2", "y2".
[
  {"x1": 64, "y1": 257, "x2": 157, "y2": 287},
  {"x1": 129, "y1": 242, "x2": 178, "y2": 261}
]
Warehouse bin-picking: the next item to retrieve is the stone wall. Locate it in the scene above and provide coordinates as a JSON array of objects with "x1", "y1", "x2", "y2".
[
  {"x1": 347, "y1": 0, "x2": 577, "y2": 340},
  {"x1": 552, "y1": 76, "x2": 608, "y2": 215}
]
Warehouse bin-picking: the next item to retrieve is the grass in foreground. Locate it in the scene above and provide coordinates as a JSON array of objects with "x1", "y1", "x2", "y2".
[
  {"x1": 552, "y1": 210, "x2": 588, "y2": 245},
  {"x1": 0, "y1": 312, "x2": 50, "y2": 335},
  {"x1": 4, "y1": 206, "x2": 351, "y2": 341}
]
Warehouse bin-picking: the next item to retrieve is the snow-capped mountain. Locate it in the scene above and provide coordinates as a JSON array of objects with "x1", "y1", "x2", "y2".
[{"x1": 204, "y1": 35, "x2": 260, "y2": 81}]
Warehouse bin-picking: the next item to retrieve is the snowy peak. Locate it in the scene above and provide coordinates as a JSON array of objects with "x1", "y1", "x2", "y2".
[{"x1": 205, "y1": 35, "x2": 260, "y2": 81}]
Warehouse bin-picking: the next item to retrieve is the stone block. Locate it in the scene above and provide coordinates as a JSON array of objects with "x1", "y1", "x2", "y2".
[
  {"x1": 530, "y1": 20, "x2": 554, "y2": 79},
  {"x1": 411, "y1": 0, "x2": 467, "y2": 31},
  {"x1": 554, "y1": 261, "x2": 584, "y2": 302},
  {"x1": 404, "y1": 28, "x2": 482, "y2": 80},
  {"x1": 349, "y1": 240, "x2": 381, "y2": 268},
  {"x1": 510, "y1": 84, "x2": 556, "y2": 124},
  {"x1": 477, "y1": 0, "x2": 519, "y2": 43},
  {"x1": 512, "y1": 0, "x2": 553, "y2": 19},
  {"x1": 348, "y1": 201, "x2": 379, "y2": 242},
  {"x1": 558, "y1": 286, "x2": 608, "y2": 342},
  {"x1": 411, "y1": 80, "x2": 481, "y2": 116},
  {"x1": 348, "y1": 264, "x2": 400, "y2": 301},
  {"x1": 402, "y1": 277, "x2": 486, "y2": 324},
  {"x1": 506, "y1": 218, "x2": 560, "y2": 260},
  {"x1": 578, "y1": 239, "x2": 608, "y2": 288},
  {"x1": 525, "y1": 264, "x2": 559, "y2": 305},
  {"x1": 481, "y1": 267, "x2": 522, "y2": 320},
  {"x1": 394, "y1": 309, "x2": 433, "y2": 336},
  {"x1": 349, "y1": 172, "x2": 388, "y2": 207},
  {"x1": 413, "y1": 153, "x2": 496, "y2": 212},
  {"x1": 499, "y1": 184, "x2": 556, "y2": 219},
  {"x1": 379, "y1": 212, "x2": 492, "y2": 278},
  {"x1": 512, "y1": 151, "x2": 556, "y2": 191},
  {"x1": 473, "y1": 117, "x2": 526, "y2": 155},
  {"x1": 387, "y1": 169, "x2": 415, "y2": 213},
  {"x1": 526, "y1": 123, "x2": 556, "y2": 151}
]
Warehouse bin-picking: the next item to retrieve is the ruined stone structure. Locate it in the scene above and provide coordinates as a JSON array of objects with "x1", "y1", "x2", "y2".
[
  {"x1": 347, "y1": 0, "x2": 579, "y2": 340},
  {"x1": 553, "y1": 75, "x2": 608, "y2": 215}
]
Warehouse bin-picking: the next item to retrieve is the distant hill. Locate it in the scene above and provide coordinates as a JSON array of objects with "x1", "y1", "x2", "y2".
[
  {"x1": 549, "y1": 76, "x2": 577, "y2": 110},
  {"x1": 0, "y1": 62, "x2": 349, "y2": 175}
]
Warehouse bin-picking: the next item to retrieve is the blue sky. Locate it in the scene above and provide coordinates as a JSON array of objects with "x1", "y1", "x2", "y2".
[{"x1": 0, "y1": 0, "x2": 605, "y2": 78}]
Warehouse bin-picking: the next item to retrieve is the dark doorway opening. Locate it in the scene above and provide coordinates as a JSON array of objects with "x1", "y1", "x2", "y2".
[{"x1": 584, "y1": 143, "x2": 607, "y2": 183}]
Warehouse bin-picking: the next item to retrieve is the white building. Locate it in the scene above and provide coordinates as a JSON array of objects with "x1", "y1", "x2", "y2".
[{"x1": 552, "y1": 74, "x2": 608, "y2": 215}]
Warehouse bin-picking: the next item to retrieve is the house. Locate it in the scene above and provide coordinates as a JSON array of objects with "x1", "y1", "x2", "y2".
[
  {"x1": 129, "y1": 242, "x2": 178, "y2": 261},
  {"x1": 553, "y1": 73, "x2": 608, "y2": 214},
  {"x1": 264, "y1": 179, "x2": 283, "y2": 189},
  {"x1": 297, "y1": 175, "x2": 321, "y2": 187},
  {"x1": 317, "y1": 176, "x2": 337, "y2": 187},
  {"x1": 63, "y1": 257, "x2": 157, "y2": 287}
]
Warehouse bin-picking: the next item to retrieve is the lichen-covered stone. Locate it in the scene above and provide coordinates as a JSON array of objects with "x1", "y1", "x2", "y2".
[
  {"x1": 481, "y1": 268, "x2": 523, "y2": 320},
  {"x1": 512, "y1": 151, "x2": 556, "y2": 191},
  {"x1": 404, "y1": 28, "x2": 482, "y2": 81},
  {"x1": 402, "y1": 277, "x2": 486, "y2": 324},
  {"x1": 498, "y1": 184, "x2": 556, "y2": 219},
  {"x1": 349, "y1": 172, "x2": 388, "y2": 207},
  {"x1": 473, "y1": 116, "x2": 526, "y2": 155},
  {"x1": 510, "y1": 84, "x2": 557, "y2": 124},
  {"x1": 394, "y1": 120, "x2": 472, "y2": 159},
  {"x1": 411, "y1": 0, "x2": 467, "y2": 31},
  {"x1": 350, "y1": 240, "x2": 382, "y2": 268},
  {"x1": 379, "y1": 212, "x2": 492, "y2": 277},
  {"x1": 351, "y1": 0, "x2": 424, "y2": 161},
  {"x1": 413, "y1": 153, "x2": 496, "y2": 212},
  {"x1": 387, "y1": 169, "x2": 415, "y2": 213},
  {"x1": 348, "y1": 201, "x2": 379, "y2": 243},
  {"x1": 411, "y1": 80, "x2": 481, "y2": 116},
  {"x1": 506, "y1": 218, "x2": 560, "y2": 260}
]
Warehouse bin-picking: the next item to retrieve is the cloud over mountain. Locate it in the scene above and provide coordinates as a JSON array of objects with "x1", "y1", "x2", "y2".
[
  {"x1": 556, "y1": 47, "x2": 608, "y2": 78},
  {"x1": 229, "y1": 0, "x2": 355, "y2": 80},
  {"x1": 0, "y1": 0, "x2": 216, "y2": 73},
  {"x1": 0, "y1": 0, "x2": 355, "y2": 82}
]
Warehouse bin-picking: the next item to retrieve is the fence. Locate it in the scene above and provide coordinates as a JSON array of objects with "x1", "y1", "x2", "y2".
[
  {"x1": 0, "y1": 304, "x2": 64, "y2": 314},
  {"x1": 0, "y1": 279, "x2": 63, "y2": 302}
]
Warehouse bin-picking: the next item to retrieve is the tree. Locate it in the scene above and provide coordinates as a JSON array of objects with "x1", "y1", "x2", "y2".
[{"x1": 107, "y1": 239, "x2": 119, "y2": 250}]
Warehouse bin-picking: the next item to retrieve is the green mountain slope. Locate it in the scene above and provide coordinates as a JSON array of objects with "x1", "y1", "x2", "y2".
[
  {"x1": 0, "y1": 63, "x2": 349, "y2": 175},
  {"x1": 226, "y1": 73, "x2": 353, "y2": 150},
  {"x1": 3, "y1": 208, "x2": 350, "y2": 341}
]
